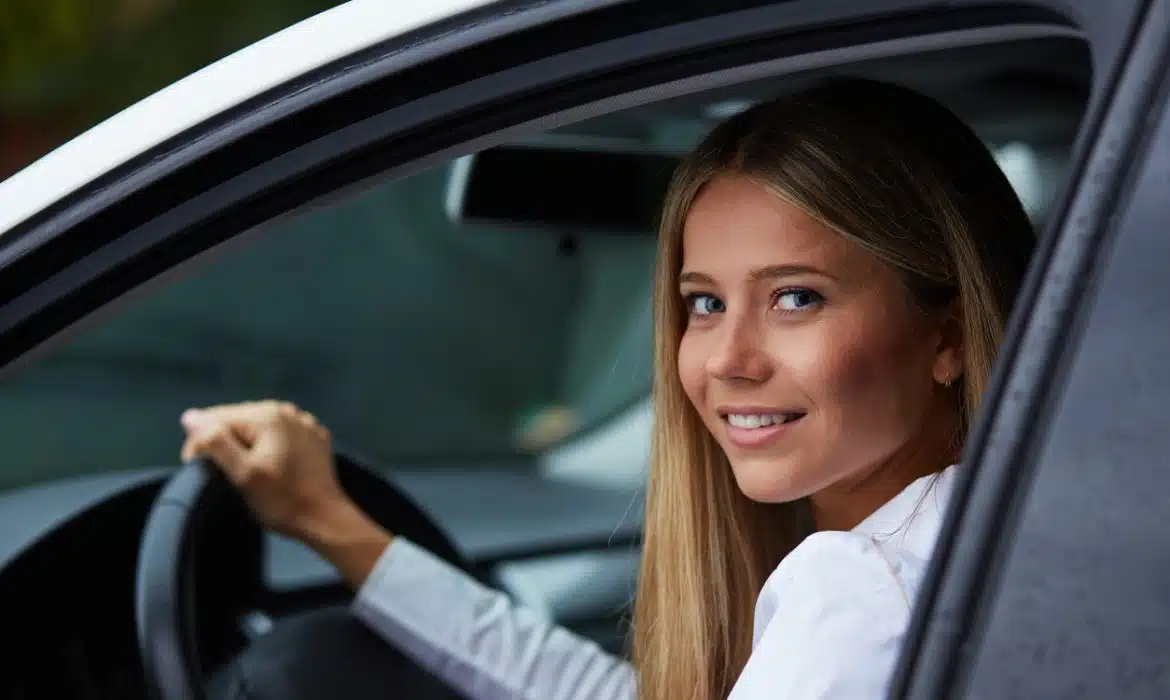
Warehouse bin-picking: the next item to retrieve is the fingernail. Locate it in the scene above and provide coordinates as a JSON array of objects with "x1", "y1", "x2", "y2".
[{"x1": 181, "y1": 409, "x2": 205, "y2": 431}]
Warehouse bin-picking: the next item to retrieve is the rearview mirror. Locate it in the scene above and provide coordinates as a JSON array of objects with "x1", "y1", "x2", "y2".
[{"x1": 446, "y1": 140, "x2": 681, "y2": 235}]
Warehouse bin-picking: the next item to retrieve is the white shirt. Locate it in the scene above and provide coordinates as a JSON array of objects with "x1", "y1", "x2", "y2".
[{"x1": 352, "y1": 466, "x2": 959, "y2": 700}]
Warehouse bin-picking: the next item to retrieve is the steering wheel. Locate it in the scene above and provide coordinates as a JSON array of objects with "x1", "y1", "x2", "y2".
[{"x1": 135, "y1": 451, "x2": 471, "y2": 700}]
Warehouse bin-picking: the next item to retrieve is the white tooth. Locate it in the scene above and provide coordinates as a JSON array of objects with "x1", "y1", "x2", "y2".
[{"x1": 728, "y1": 414, "x2": 788, "y2": 428}]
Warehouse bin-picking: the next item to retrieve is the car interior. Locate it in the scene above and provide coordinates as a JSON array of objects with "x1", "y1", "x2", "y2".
[{"x1": 0, "y1": 34, "x2": 1090, "y2": 698}]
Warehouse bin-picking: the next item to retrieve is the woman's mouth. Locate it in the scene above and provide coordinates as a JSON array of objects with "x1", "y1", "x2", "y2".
[{"x1": 720, "y1": 411, "x2": 806, "y2": 448}]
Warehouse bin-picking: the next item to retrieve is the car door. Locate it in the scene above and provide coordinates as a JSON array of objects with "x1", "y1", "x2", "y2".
[{"x1": 894, "y1": 0, "x2": 1170, "y2": 698}]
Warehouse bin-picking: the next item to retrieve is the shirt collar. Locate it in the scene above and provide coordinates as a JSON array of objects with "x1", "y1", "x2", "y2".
[{"x1": 851, "y1": 464, "x2": 960, "y2": 554}]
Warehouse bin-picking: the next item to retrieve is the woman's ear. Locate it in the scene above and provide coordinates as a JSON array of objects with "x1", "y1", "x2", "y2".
[{"x1": 932, "y1": 299, "x2": 964, "y2": 387}]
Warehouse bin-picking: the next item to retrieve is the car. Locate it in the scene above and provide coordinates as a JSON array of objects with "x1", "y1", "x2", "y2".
[{"x1": 0, "y1": 0, "x2": 1163, "y2": 698}]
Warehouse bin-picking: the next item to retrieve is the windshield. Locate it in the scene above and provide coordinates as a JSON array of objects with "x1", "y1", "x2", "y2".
[{"x1": 0, "y1": 161, "x2": 657, "y2": 489}]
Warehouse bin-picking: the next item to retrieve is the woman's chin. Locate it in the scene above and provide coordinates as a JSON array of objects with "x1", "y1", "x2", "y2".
[{"x1": 728, "y1": 454, "x2": 814, "y2": 504}]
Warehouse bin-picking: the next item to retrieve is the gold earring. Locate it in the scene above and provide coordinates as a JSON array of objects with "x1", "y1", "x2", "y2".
[{"x1": 941, "y1": 373, "x2": 954, "y2": 388}]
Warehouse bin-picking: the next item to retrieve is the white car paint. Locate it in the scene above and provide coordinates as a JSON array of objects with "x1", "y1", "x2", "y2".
[{"x1": 0, "y1": 0, "x2": 503, "y2": 238}]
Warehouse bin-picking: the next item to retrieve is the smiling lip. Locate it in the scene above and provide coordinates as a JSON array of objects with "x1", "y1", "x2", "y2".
[{"x1": 717, "y1": 406, "x2": 806, "y2": 449}]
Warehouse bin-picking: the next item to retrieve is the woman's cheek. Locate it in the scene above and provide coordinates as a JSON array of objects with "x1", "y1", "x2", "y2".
[
  {"x1": 676, "y1": 330, "x2": 706, "y2": 405},
  {"x1": 764, "y1": 319, "x2": 852, "y2": 390},
  {"x1": 806, "y1": 313, "x2": 932, "y2": 456}
]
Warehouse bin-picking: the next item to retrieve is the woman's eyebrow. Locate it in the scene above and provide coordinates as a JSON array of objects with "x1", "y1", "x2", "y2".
[
  {"x1": 678, "y1": 271, "x2": 713, "y2": 285},
  {"x1": 748, "y1": 263, "x2": 837, "y2": 282},
  {"x1": 678, "y1": 264, "x2": 835, "y2": 285}
]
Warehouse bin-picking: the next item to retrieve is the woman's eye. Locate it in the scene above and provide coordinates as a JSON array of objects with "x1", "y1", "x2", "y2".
[
  {"x1": 687, "y1": 293, "x2": 725, "y2": 316},
  {"x1": 774, "y1": 288, "x2": 823, "y2": 312}
]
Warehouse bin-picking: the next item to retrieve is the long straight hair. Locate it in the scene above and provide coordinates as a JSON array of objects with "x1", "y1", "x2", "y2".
[{"x1": 632, "y1": 78, "x2": 1035, "y2": 700}]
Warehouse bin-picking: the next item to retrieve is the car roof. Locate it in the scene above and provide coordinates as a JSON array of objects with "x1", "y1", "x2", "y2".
[{"x1": 0, "y1": 0, "x2": 500, "y2": 240}]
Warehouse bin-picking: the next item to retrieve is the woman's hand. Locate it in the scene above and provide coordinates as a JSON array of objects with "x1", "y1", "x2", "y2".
[
  {"x1": 180, "y1": 400, "x2": 342, "y2": 539},
  {"x1": 179, "y1": 400, "x2": 392, "y2": 587}
]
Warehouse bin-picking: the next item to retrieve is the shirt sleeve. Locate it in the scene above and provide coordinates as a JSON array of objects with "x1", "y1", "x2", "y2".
[
  {"x1": 351, "y1": 537, "x2": 638, "y2": 700},
  {"x1": 729, "y1": 532, "x2": 921, "y2": 700}
]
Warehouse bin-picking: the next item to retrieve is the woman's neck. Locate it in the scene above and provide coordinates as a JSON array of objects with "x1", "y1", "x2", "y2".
[{"x1": 810, "y1": 412, "x2": 960, "y2": 532}]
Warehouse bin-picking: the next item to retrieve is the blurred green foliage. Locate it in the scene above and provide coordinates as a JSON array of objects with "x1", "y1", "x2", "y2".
[{"x1": 0, "y1": 0, "x2": 339, "y2": 121}]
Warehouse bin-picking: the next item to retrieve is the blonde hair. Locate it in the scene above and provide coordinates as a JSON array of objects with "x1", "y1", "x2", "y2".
[{"x1": 632, "y1": 78, "x2": 1035, "y2": 700}]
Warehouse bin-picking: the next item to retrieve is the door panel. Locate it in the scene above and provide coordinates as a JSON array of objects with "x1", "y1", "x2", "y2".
[
  {"x1": 895, "y1": 1, "x2": 1170, "y2": 697},
  {"x1": 959, "y1": 58, "x2": 1170, "y2": 700}
]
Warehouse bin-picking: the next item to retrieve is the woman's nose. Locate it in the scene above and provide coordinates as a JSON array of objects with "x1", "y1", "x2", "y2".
[{"x1": 705, "y1": 314, "x2": 771, "y2": 383}]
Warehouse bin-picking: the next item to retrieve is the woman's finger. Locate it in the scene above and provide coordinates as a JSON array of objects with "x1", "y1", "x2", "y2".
[
  {"x1": 180, "y1": 417, "x2": 248, "y2": 472},
  {"x1": 183, "y1": 401, "x2": 292, "y2": 444}
]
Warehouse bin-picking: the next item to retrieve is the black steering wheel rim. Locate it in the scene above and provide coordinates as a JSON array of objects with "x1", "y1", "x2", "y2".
[{"x1": 135, "y1": 453, "x2": 468, "y2": 700}]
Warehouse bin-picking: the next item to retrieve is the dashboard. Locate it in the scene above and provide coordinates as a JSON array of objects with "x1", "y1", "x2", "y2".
[{"x1": 0, "y1": 463, "x2": 642, "y2": 699}]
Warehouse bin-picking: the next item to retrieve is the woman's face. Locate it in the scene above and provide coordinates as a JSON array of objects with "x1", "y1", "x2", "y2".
[{"x1": 676, "y1": 175, "x2": 960, "y2": 509}]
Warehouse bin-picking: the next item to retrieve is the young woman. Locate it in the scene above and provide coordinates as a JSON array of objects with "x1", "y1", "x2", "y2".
[{"x1": 181, "y1": 77, "x2": 1034, "y2": 700}]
